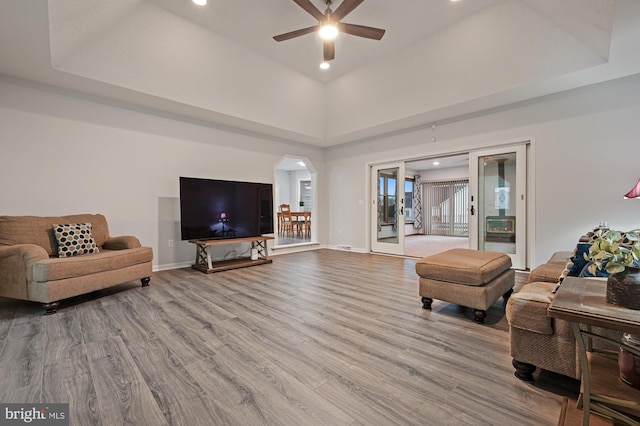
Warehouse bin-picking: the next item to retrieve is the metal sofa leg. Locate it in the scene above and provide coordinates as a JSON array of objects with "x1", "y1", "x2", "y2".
[{"x1": 141, "y1": 277, "x2": 151, "y2": 287}]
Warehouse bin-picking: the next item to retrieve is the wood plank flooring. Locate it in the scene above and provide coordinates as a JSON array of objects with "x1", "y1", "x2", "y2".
[{"x1": 0, "y1": 249, "x2": 578, "y2": 425}]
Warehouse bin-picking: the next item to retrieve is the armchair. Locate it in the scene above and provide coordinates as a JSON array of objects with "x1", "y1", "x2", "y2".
[{"x1": 0, "y1": 214, "x2": 152, "y2": 314}]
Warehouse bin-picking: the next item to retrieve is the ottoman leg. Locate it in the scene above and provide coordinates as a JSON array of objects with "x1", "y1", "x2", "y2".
[
  {"x1": 472, "y1": 309, "x2": 487, "y2": 323},
  {"x1": 421, "y1": 297, "x2": 433, "y2": 310},
  {"x1": 503, "y1": 288, "x2": 513, "y2": 301}
]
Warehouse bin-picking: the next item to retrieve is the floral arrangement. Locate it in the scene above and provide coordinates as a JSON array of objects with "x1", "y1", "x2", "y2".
[{"x1": 585, "y1": 229, "x2": 640, "y2": 275}]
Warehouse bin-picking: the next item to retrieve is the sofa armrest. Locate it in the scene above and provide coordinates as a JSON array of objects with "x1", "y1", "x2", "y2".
[
  {"x1": 0, "y1": 244, "x2": 49, "y2": 299},
  {"x1": 506, "y1": 282, "x2": 558, "y2": 334},
  {"x1": 102, "y1": 236, "x2": 142, "y2": 250},
  {"x1": 0, "y1": 244, "x2": 49, "y2": 264}
]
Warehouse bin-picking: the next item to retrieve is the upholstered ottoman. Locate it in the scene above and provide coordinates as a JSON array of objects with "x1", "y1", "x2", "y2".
[{"x1": 415, "y1": 248, "x2": 514, "y2": 323}]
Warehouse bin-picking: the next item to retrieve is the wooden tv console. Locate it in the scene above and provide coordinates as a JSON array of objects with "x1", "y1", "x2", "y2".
[{"x1": 188, "y1": 236, "x2": 273, "y2": 274}]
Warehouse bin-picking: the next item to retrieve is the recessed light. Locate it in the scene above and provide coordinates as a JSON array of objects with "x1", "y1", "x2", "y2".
[
  {"x1": 433, "y1": 161, "x2": 440, "y2": 166},
  {"x1": 319, "y1": 62, "x2": 330, "y2": 70},
  {"x1": 193, "y1": 0, "x2": 207, "y2": 5}
]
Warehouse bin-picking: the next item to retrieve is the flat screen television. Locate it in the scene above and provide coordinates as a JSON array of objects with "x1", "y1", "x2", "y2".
[{"x1": 179, "y1": 177, "x2": 274, "y2": 241}]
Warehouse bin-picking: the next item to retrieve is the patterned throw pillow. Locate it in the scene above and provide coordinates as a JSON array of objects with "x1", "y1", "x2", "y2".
[
  {"x1": 568, "y1": 242, "x2": 592, "y2": 276},
  {"x1": 52, "y1": 223, "x2": 99, "y2": 257}
]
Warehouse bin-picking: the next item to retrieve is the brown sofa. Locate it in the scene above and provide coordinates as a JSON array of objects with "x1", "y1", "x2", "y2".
[
  {"x1": 505, "y1": 249, "x2": 620, "y2": 381},
  {"x1": 0, "y1": 214, "x2": 152, "y2": 314}
]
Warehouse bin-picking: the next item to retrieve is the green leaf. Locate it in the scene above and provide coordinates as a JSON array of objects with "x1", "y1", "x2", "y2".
[
  {"x1": 606, "y1": 230, "x2": 622, "y2": 242},
  {"x1": 606, "y1": 263, "x2": 625, "y2": 274},
  {"x1": 626, "y1": 231, "x2": 640, "y2": 241}
]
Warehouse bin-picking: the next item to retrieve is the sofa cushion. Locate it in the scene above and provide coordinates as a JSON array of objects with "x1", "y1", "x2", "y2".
[
  {"x1": 32, "y1": 247, "x2": 152, "y2": 282},
  {"x1": 415, "y1": 248, "x2": 512, "y2": 286},
  {"x1": 0, "y1": 214, "x2": 110, "y2": 256},
  {"x1": 528, "y1": 261, "x2": 568, "y2": 284},
  {"x1": 548, "y1": 251, "x2": 573, "y2": 264},
  {"x1": 506, "y1": 282, "x2": 558, "y2": 334},
  {"x1": 52, "y1": 223, "x2": 100, "y2": 257}
]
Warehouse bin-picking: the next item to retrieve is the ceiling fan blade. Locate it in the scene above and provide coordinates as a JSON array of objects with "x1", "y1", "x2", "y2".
[
  {"x1": 273, "y1": 25, "x2": 318, "y2": 42},
  {"x1": 293, "y1": 0, "x2": 325, "y2": 21},
  {"x1": 324, "y1": 40, "x2": 335, "y2": 61},
  {"x1": 332, "y1": 0, "x2": 365, "y2": 21},
  {"x1": 338, "y1": 22, "x2": 385, "y2": 40}
]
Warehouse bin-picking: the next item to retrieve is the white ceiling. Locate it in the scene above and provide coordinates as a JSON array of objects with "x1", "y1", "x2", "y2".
[
  {"x1": 407, "y1": 154, "x2": 469, "y2": 173},
  {"x1": 144, "y1": 0, "x2": 505, "y2": 83},
  {"x1": 1, "y1": 0, "x2": 638, "y2": 148}
]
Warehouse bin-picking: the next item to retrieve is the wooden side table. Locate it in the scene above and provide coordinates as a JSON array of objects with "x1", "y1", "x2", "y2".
[{"x1": 548, "y1": 277, "x2": 640, "y2": 425}]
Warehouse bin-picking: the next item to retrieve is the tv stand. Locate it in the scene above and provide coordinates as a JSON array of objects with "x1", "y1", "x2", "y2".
[{"x1": 188, "y1": 236, "x2": 273, "y2": 274}]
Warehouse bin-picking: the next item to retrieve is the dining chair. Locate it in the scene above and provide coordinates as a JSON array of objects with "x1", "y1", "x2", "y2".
[
  {"x1": 302, "y1": 212, "x2": 311, "y2": 238},
  {"x1": 279, "y1": 204, "x2": 294, "y2": 236}
]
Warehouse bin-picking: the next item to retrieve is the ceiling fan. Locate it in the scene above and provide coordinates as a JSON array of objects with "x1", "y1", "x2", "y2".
[{"x1": 273, "y1": 0, "x2": 386, "y2": 62}]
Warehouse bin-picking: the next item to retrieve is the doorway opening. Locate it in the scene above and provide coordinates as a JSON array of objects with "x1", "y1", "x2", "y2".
[
  {"x1": 390, "y1": 143, "x2": 528, "y2": 270},
  {"x1": 404, "y1": 154, "x2": 470, "y2": 258}
]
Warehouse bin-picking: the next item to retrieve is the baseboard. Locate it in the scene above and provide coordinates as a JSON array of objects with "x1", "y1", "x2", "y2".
[
  {"x1": 153, "y1": 261, "x2": 192, "y2": 272},
  {"x1": 329, "y1": 245, "x2": 366, "y2": 253}
]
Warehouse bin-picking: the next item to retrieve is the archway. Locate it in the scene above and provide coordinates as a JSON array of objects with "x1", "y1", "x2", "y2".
[{"x1": 274, "y1": 156, "x2": 317, "y2": 247}]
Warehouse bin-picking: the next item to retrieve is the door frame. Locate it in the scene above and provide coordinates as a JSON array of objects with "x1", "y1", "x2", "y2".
[
  {"x1": 365, "y1": 138, "x2": 535, "y2": 269},
  {"x1": 469, "y1": 144, "x2": 527, "y2": 270}
]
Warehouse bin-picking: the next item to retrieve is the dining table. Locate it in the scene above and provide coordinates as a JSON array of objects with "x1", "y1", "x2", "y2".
[{"x1": 277, "y1": 211, "x2": 311, "y2": 237}]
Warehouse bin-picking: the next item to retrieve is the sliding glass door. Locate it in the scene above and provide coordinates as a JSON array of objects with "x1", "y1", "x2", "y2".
[
  {"x1": 469, "y1": 145, "x2": 526, "y2": 269},
  {"x1": 371, "y1": 162, "x2": 405, "y2": 255}
]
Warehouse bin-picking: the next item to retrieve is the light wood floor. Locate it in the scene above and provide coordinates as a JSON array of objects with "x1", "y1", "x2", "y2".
[
  {"x1": 404, "y1": 235, "x2": 469, "y2": 258},
  {"x1": 0, "y1": 249, "x2": 577, "y2": 425}
]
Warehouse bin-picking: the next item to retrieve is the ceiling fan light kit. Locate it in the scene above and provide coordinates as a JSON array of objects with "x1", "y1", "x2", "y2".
[
  {"x1": 319, "y1": 23, "x2": 339, "y2": 40},
  {"x1": 274, "y1": 0, "x2": 385, "y2": 62}
]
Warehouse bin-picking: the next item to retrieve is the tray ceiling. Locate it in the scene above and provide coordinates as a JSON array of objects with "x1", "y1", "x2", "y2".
[{"x1": 0, "y1": 0, "x2": 637, "y2": 147}]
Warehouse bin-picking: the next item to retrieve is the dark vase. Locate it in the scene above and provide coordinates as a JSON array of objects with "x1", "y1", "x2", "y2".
[{"x1": 606, "y1": 266, "x2": 640, "y2": 310}]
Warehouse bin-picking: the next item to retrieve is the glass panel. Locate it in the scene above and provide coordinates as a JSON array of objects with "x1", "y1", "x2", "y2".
[
  {"x1": 405, "y1": 180, "x2": 414, "y2": 222},
  {"x1": 478, "y1": 153, "x2": 517, "y2": 254},
  {"x1": 377, "y1": 168, "x2": 399, "y2": 244},
  {"x1": 299, "y1": 180, "x2": 312, "y2": 211}
]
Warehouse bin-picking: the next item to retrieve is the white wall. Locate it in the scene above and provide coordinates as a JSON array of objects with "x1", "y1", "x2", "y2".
[
  {"x1": 51, "y1": 1, "x2": 326, "y2": 141},
  {"x1": 275, "y1": 170, "x2": 291, "y2": 206},
  {"x1": 0, "y1": 77, "x2": 324, "y2": 270},
  {"x1": 275, "y1": 169, "x2": 311, "y2": 209},
  {"x1": 324, "y1": 73, "x2": 640, "y2": 268},
  {"x1": 325, "y1": 0, "x2": 609, "y2": 140},
  {"x1": 3, "y1": 72, "x2": 640, "y2": 272},
  {"x1": 420, "y1": 166, "x2": 469, "y2": 182}
]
